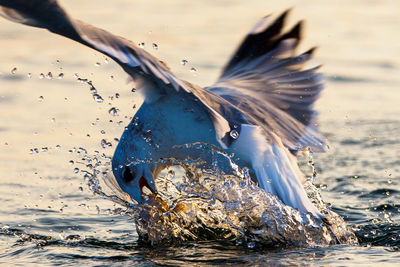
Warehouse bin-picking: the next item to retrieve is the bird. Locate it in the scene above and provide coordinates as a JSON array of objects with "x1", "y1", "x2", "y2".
[{"x1": 0, "y1": 0, "x2": 327, "y2": 219}]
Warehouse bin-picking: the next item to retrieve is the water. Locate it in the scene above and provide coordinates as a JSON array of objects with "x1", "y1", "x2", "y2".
[{"x1": 0, "y1": 0, "x2": 399, "y2": 265}]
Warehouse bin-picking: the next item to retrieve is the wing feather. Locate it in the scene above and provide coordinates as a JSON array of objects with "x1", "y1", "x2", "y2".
[{"x1": 208, "y1": 11, "x2": 326, "y2": 152}]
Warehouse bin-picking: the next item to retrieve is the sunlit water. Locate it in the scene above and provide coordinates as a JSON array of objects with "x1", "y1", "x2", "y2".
[{"x1": 1, "y1": 0, "x2": 399, "y2": 265}]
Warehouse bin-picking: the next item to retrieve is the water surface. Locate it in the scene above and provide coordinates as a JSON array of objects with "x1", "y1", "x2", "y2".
[{"x1": 0, "y1": 0, "x2": 399, "y2": 265}]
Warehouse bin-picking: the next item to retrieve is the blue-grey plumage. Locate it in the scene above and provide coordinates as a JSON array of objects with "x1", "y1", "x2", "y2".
[{"x1": 0, "y1": 0, "x2": 327, "y2": 219}]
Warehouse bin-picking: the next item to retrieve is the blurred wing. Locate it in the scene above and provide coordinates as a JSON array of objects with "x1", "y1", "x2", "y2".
[
  {"x1": 207, "y1": 10, "x2": 326, "y2": 152},
  {"x1": 0, "y1": 0, "x2": 240, "y2": 148}
]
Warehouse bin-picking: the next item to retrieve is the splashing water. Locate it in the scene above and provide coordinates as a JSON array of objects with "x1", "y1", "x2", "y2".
[{"x1": 78, "y1": 143, "x2": 357, "y2": 247}]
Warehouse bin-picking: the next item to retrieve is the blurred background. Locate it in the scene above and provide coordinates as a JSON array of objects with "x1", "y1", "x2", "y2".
[{"x1": 0, "y1": 0, "x2": 399, "y2": 265}]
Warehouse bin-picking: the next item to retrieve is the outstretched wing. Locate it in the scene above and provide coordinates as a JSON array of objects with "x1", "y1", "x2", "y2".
[
  {"x1": 207, "y1": 10, "x2": 326, "y2": 152},
  {"x1": 0, "y1": 0, "x2": 241, "y2": 148}
]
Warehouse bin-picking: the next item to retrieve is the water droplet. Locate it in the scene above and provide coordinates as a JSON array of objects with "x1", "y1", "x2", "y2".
[
  {"x1": 115, "y1": 93, "x2": 120, "y2": 98},
  {"x1": 131, "y1": 88, "x2": 136, "y2": 93},
  {"x1": 73, "y1": 168, "x2": 79, "y2": 173},
  {"x1": 39, "y1": 73, "x2": 45, "y2": 79},
  {"x1": 104, "y1": 58, "x2": 109, "y2": 64},
  {"x1": 10, "y1": 67, "x2": 17, "y2": 74},
  {"x1": 79, "y1": 186, "x2": 83, "y2": 192},
  {"x1": 230, "y1": 129, "x2": 239, "y2": 139},
  {"x1": 101, "y1": 130, "x2": 106, "y2": 134},
  {"x1": 41, "y1": 147, "x2": 48, "y2": 152},
  {"x1": 247, "y1": 241, "x2": 256, "y2": 248},
  {"x1": 138, "y1": 42, "x2": 145, "y2": 48},
  {"x1": 190, "y1": 67, "x2": 197, "y2": 73},
  {"x1": 101, "y1": 139, "x2": 112, "y2": 149},
  {"x1": 27, "y1": 73, "x2": 32, "y2": 78},
  {"x1": 108, "y1": 107, "x2": 119, "y2": 116},
  {"x1": 95, "y1": 62, "x2": 101, "y2": 67},
  {"x1": 93, "y1": 94, "x2": 104, "y2": 103},
  {"x1": 58, "y1": 73, "x2": 64, "y2": 79},
  {"x1": 69, "y1": 160, "x2": 74, "y2": 166},
  {"x1": 38, "y1": 96, "x2": 44, "y2": 102},
  {"x1": 46, "y1": 72, "x2": 53, "y2": 79},
  {"x1": 152, "y1": 43, "x2": 158, "y2": 50},
  {"x1": 181, "y1": 59, "x2": 188, "y2": 66}
]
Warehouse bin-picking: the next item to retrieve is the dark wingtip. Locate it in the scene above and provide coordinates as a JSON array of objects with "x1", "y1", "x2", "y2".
[
  {"x1": 306, "y1": 46, "x2": 317, "y2": 56},
  {"x1": 279, "y1": 8, "x2": 292, "y2": 21},
  {"x1": 286, "y1": 20, "x2": 303, "y2": 41},
  {"x1": 273, "y1": 9, "x2": 291, "y2": 33}
]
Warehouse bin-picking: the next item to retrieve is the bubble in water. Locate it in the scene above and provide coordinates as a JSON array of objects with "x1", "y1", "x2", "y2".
[
  {"x1": 69, "y1": 160, "x2": 74, "y2": 166},
  {"x1": 152, "y1": 43, "x2": 158, "y2": 50},
  {"x1": 95, "y1": 62, "x2": 101, "y2": 67},
  {"x1": 181, "y1": 59, "x2": 188, "y2": 66},
  {"x1": 27, "y1": 73, "x2": 32, "y2": 78},
  {"x1": 138, "y1": 42, "x2": 145, "y2": 48},
  {"x1": 73, "y1": 168, "x2": 79, "y2": 174},
  {"x1": 11, "y1": 67, "x2": 17, "y2": 74},
  {"x1": 104, "y1": 58, "x2": 109, "y2": 64},
  {"x1": 108, "y1": 107, "x2": 119, "y2": 116},
  {"x1": 46, "y1": 72, "x2": 53, "y2": 79},
  {"x1": 101, "y1": 130, "x2": 106, "y2": 134},
  {"x1": 58, "y1": 73, "x2": 64, "y2": 79},
  {"x1": 38, "y1": 96, "x2": 44, "y2": 102},
  {"x1": 230, "y1": 129, "x2": 239, "y2": 139},
  {"x1": 115, "y1": 93, "x2": 120, "y2": 98},
  {"x1": 41, "y1": 147, "x2": 48, "y2": 152},
  {"x1": 190, "y1": 67, "x2": 197, "y2": 73}
]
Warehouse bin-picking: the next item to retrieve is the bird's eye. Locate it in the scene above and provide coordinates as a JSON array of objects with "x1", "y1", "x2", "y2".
[{"x1": 123, "y1": 167, "x2": 134, "y2": 183}]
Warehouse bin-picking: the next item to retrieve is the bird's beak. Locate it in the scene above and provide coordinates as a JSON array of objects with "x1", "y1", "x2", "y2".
[
  {"x1": 139, "y1": 175, "x2": 156, "y2": 196},
  {"x1": 127, "y1": 175, "x2": 156, "y2": 204}
]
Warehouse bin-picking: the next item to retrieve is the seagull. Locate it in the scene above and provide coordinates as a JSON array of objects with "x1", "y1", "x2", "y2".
[{"x1": 0, "y1": 0, "x2": 327, "y2": 219}]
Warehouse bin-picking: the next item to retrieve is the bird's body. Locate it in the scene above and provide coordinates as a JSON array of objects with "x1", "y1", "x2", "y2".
[{"x1": 1, "y1": 0, "x2": 327, "y2": 219}]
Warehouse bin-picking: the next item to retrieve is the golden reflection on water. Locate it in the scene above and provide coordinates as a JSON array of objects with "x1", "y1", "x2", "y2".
[{"x1": 0, "y1": 0, "x2": 399, "y2": 264}]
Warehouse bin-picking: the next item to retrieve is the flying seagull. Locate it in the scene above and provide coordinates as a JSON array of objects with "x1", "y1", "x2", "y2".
[{"x1": 0, "y1": 0, "x2": 327, "y2": 218}]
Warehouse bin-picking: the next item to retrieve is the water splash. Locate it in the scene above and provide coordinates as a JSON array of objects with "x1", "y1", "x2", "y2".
[{"x1": 79, "y1": 143, "x2": 357, "y2": 247}]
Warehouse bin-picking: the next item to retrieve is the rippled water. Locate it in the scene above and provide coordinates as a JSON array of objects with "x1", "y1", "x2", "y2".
[{"x1": 1, "y1": 0, "x2": 399, "y2": 265}]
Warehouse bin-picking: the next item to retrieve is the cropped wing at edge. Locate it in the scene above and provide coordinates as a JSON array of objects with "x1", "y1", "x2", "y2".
[{"x1": 0, "y1": 0, "x2": 237, "y2": 147}]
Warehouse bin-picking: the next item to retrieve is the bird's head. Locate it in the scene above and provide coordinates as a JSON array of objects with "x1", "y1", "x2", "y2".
[
  {"x1": 111, "y1": 125, "x2": 157, "y2": 204},
  {"x1": 112, "y1": 161, "x2": 157, "y2": 204}
]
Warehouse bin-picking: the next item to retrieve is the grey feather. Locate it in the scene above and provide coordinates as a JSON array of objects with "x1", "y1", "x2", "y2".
[{"x1": 207, "y1": 11, "x2": 326, "y2": 152}]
